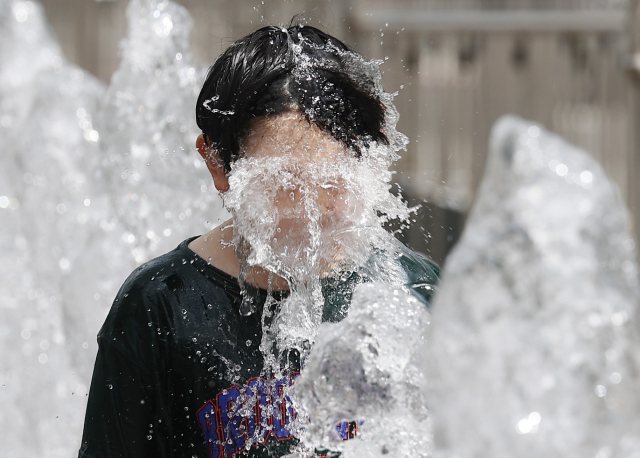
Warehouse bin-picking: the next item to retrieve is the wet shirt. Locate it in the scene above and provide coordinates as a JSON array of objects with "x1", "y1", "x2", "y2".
[{"x1": 78, "y1": 236, "x2": 440, "y2": 458}]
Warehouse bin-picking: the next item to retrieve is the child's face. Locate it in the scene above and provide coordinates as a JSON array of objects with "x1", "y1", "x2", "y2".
[
  {"x1": 241, "y1": 111, "x2": 355, "y2": 230},
  {"x1": 225, "y1": 111, "x2": 365, "y2": 276}
]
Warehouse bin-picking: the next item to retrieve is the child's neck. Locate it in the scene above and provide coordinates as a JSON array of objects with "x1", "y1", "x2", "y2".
[{"x1": 187, "y1": 219, "x2": 290, "y2": 292}]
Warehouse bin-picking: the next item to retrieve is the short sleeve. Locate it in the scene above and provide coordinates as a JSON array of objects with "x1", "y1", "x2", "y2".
[{"x1": 78, "y1": 272, "x2": 173, "y2": 458}]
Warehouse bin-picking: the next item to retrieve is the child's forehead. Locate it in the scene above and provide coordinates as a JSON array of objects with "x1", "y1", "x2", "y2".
[{"x1": 242, "y1": 111, "x2": 349, "y2": 162}]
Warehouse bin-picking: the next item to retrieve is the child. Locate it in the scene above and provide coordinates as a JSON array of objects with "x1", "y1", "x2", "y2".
[{"x1": 79, "y1": 24, "x2": 439, "y2": 458}]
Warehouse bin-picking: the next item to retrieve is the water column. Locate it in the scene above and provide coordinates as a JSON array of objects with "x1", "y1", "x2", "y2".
[
  {"x1": 0, "y1": 1, "x2": 106, "y2": 455},
  {"x1": 427, "y1": 115, "x2": 640, "y2": 458},
  {"x1": 0, "y1": 0, "x2": 226, "y2": 455}
]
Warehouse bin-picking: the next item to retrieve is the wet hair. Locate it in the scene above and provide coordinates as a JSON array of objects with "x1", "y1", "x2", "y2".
[{"x1": 196, "y1": 24, "x2": 389, "y2": 173}]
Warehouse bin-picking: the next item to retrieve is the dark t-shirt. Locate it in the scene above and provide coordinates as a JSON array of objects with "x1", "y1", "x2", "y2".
[{"x1": 78, "y1": 236, "x2": 439, "y2": 458}]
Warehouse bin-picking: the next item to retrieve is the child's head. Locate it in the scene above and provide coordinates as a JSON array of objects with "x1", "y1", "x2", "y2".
[
  {"x1": 196, "y1": 25, "x2": 411, "y2": 346},
  {"x1": 195, "y1": 24, "x2": 389, "y2": 174}
]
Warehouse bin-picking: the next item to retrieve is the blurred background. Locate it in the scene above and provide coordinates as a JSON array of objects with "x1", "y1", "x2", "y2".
[{"x1": 38, "y1": 0, "x2": 640, "y2": 265}]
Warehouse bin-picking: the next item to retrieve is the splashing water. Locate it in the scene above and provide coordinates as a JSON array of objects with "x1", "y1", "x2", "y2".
[
  {"x1": 99, "y1": 0, "x2": 225, "y2": 266},
  {"x1": 10, "y1": 0, "x2": 639, "y2": 457},
  {"x1": 223, "y1": 114, "x2": 411, "y2": 367},
  {"x1": 1, "y1": 0, "x2": 418, "y2": 454},
  {"x1": 289, "y1": 115, "x2": 640, "y2": 458},
  {"x1": 426, "y1": 116, "x2": 640, "y2": 458},
  {"x1": 293, "y1": 282, "x2": 432, "y2": 458},
  {"x1": 215, "y1": 28, "x2": 413, "y2": 372},
  {"x1": 0, "y1": 1, "x2": 106, "y2": 456},
  {"x1": 0, "y1": 0, "x2": 226, "y2": 455},
  {"x1": 204, "y1": 33, "x2": 427, "y2": 456}
]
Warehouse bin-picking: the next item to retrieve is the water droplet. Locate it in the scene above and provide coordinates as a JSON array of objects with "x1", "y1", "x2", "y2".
[{"x1": 528, "y1": 411, "x2": 541, "y2": 425}]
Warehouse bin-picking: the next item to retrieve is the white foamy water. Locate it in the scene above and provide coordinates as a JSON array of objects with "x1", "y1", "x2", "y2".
[
  {"x1": 225, "y1": 132, "x2": 411, "y2": 364},
  {"x1": 98, "y1": 0, "x2": 225, "y2": 266},
  {"x1": 0, "y1": 1, "x2": 106, "y2": 455},
  {"x1": 0, "y1": 0, "x2": 226, "y2": 455},
  {"x1": 426, "y1": 116, "x2": 640, "y2": 458},
  {"x1": 5, "y1": 0, "x2": 639, "y2": 457},
  {"x1": 292, "y1": 116, "x2": 640, "y2": 458},
  {"x1": 294, "y1": 282, "x2": 432, "y2": 458},
  {"x1": 217, "y1": 34, "x2": 414, "y2": 370}
]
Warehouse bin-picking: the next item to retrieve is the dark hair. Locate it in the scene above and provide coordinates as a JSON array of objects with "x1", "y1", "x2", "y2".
[{"x1": 195, "y1": 24, "x2": 389, "y2": 173}]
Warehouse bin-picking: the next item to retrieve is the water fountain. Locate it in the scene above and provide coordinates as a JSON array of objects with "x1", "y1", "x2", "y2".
[
  {"x1": 0, "y1": 1, "x2": 106, "y2": 455},
  {"x1": 424, "y1": 116, "x2": 640, "y2": 458},
  {"x1": 0, "y1": 0, "x2": 226, "y2": 455},
  {"x1": 297, "y1": 116, "x2": 640, "y2": 458},
  {"x1": 1, "y1": 0, "x2": 639, "y2": 457}
]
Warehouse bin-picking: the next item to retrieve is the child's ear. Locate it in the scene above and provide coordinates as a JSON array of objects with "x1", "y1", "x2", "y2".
[{"x1": 196, "y1": 134, "x2": 229, "y2": 193}]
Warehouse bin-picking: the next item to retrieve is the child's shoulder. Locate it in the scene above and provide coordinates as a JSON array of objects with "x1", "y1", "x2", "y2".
[
  {"x1": 393, "y1": 240, "x2": 441, "y2": 306},
  {"x1": 396, "y1": 241, "x2": 441, "y2": 282},
  {"x1": 118, "y1": 242, "x2": 190, "y2": 299},
  {"x1": 99, "y1": 239, "x2": 209, "y2": 337}
]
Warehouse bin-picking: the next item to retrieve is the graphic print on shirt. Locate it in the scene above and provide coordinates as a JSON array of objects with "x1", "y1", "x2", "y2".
[
  {"x1": 197, "y1": 373, "x2": 298, "y2": 458},
  {"x1": 197, "y1": 373, "x2": 358, "y2": 458}
]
